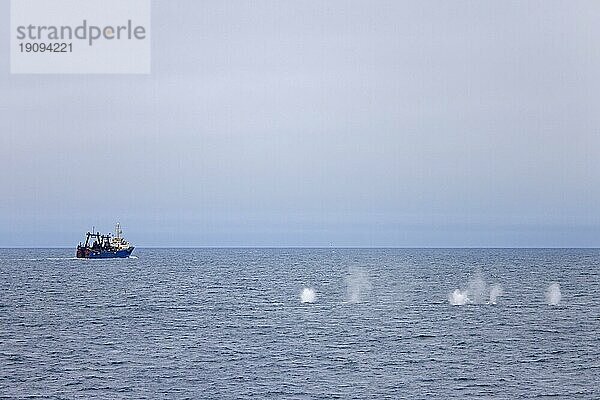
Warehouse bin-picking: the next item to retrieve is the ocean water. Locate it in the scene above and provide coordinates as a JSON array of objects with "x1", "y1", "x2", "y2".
[{"x1": 1, "y1": 248, "x2": 599, "y2": 399}]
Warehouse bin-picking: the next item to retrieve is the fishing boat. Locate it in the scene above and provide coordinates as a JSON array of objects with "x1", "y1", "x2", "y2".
[{"x1": 76, "y1": 223, "x2": 134, "y2": 259}]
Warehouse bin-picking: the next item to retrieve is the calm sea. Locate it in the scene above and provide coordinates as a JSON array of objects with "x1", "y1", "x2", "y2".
[{"x1": 1, "y1": 248, "x2": 599, "y2": 399}]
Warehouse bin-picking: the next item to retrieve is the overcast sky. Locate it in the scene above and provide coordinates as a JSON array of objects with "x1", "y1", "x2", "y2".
[{"x1": 1, "y1": 1, "x2": 600, "y2": 247}]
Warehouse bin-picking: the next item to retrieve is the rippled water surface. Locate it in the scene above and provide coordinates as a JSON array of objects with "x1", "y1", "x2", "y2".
[{"x1": 1, "y1": 248, "x2": 599, "y2": 399}]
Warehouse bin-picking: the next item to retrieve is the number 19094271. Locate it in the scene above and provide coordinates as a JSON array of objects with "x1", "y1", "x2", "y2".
[{"x1": 19, "y1": 42, "x2": 72, "y2": 52}]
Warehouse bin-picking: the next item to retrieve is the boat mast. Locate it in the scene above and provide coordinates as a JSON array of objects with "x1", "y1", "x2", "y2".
[{"x1": 115, "y1": 222, "x2": 122, "y2": 239}]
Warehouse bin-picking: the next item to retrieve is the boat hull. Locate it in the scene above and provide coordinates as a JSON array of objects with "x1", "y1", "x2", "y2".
[{"x1": 76, "y1": 247, "x2": 134, "y2": 259}]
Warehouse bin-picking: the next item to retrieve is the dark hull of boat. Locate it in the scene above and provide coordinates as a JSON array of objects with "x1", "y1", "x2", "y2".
[{"x1": 76, "y1": 247, "x2": 134, "y2": 259}]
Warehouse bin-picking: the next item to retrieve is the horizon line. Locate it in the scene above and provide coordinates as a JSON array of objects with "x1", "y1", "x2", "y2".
[{"x1": 1, "y1": 246, "x2": 599, "y2": 250}]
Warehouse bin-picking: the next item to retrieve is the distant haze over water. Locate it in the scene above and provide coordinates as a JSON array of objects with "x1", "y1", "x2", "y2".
[{"x1": 1, "y1": 1, "x2": 600, "y2": 247}]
